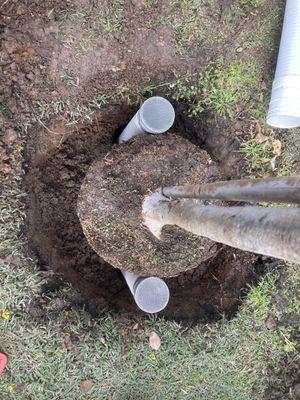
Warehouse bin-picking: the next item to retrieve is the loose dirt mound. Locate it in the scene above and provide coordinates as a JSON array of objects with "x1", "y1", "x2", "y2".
[{"x1": 25, "y1": 104, "x2": 268, "y2": 322}]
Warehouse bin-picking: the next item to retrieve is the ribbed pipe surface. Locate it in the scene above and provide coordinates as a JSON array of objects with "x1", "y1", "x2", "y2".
[{"x1": 267, "y1": 0, "x2": 300, "y2": 128}]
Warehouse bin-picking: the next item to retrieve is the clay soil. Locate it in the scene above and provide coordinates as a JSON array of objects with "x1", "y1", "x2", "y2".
[{"x1": 1, "y1": 0, "x2": 282, "y2": 323}]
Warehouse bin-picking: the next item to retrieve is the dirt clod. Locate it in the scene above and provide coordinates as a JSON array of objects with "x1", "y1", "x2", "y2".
[
  {"x1": 2, "y1": 128, "x2": 18, "y2": 146},
  {"x1": 265, "y1": 316, "x2": 277, "y2": 330},
  {"x1": 80, "y1": 380, "x2": 94, "y2": 392},
  {"x1": 149, "y1": 332, "x2": 161, "y2": 350}
]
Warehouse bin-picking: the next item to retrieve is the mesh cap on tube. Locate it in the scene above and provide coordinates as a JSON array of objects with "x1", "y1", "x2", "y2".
[
  {"x1": 134, "y1": 277, "x2": 170, "y2": 313},
  {"x1": 139, "y1": 96, "x2": 175, "y2": 134}
]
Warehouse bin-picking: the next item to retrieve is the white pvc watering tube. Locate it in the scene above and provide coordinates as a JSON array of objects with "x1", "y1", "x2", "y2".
[
  {"x1": 122, "y1": 271, "x2": 170, "y2": 313},
  {"x1": 119, "y1": 97, "x2": 172, "y2": 313},
  {"x1": 118, "y1": 96, "x2": 175, "y2": 143},
  {"x1": 267, "y1": 0, "x2": 300, "y2": 128}
]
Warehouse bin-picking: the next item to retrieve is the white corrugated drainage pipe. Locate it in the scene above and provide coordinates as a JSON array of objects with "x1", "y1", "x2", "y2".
[
  {"x1": 119, "y1": 98, "x2": 171, "y2": 313},
  {"x1": 118, "y1": 96, "x2": 175, "y2": 143},
  {"x1": 267, "y1": 0, "x2": 300, "y2": 128}
]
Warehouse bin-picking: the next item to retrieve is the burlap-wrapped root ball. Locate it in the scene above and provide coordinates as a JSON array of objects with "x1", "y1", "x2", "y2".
[{"x1": 77, "y1": 133, "x2": 222, "y2": 277}]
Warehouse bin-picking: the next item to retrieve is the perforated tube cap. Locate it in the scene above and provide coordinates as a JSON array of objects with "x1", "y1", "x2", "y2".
[
  {"x1": 134, "y1": 277, "x2": 170, "y2": 313},
  {"x1": 139, "y1": 96, "x2": 175, "y2": 134}
]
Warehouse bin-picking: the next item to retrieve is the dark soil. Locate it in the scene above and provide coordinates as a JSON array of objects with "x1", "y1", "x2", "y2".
[
  {"x1": 78, "y1": 133, "x2": 221, "y2": 277},
  {"x1": 25, "y1": 102, "x2": 270, "y2": 322}
]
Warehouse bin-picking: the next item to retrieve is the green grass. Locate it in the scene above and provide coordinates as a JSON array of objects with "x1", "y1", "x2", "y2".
[
  {"x1": 1, "y1": 250, "x2": 298, "y2": 399},
  {"x1": 34, "y1": 83, "x2": 154, "y2": 125},
  {"x1": 60, "y1": 0, "x2": 126, "y2": 54},
  {"x1": 238, "y1": 0, "x2": 264, "y2": 6},
  {"x1": 35, "y1": 100, "x2": 66, "y2": 120},
  {"x1": 199, "y1": 61, "x2": 260, "y2": 117},
  {"x1": 170, "y1": 0, "x2": 267, "y2": 57},
  {"x1": 171, "y1": 0, "x2": 213, "y2": 53},
  {"x1": 36, "y1": 0, "x2": 281, "y2": 127},
  {"x1": 60, "y1": 69, "x2": 78, "y2": 87},
  {"x1": 170, "y1": 0, "x2": 225, "y2": 55},
  {"x1": 35, "y1": 94, "x2": 111, "y2": 126},
  {"x1": 241, "y1": 137, "x2": 273, "y2": 173},
  {"x1": 1, "y1": 100, "x2": 13, "y2": 120},
  {"x1": 247, "y1": 274, "x2": 277, "y2": 318},
  {"x1": 167, "y1": 59, "x2": 264, "y2": 118},
  {"x1": 240, "y1": 129, "x2": 299, "y2": 177},
  {"x1": 33, "y1": 53, "x2": 266, "y2": 130}
]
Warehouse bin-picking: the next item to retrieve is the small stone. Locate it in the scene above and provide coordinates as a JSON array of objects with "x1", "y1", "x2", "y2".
[
  {"x1": 60, "y1": 171, "x2": 70, "y2": 180},
  {"x1": 66, "y1": 180, "x2": 75, "y2": 188},
  {"x1": 25, "y1": 71, "x2": 35, "y2": 81},
  {"x1": 16, "y1": 5, "x2": 26, "y2": 15},
  {"x1": 133, "y1": 323, "x2": 139, "y2": 330},
  {"x1": 10, "y1": 62, "x2": 17, "y2": 72},
  {"x1": 149, "y1": 332, "x2": 161, "y2": 350},
  {"x1": 80, "y1": 380, "x2": 94, "y2": 392},
  {"x1": 4, "y1": 255, "x2": 22, "y2": 266},
  {"x1": 0, "y1": 51, "x2": 11, "y2": 66},
  {"x1": 51, "y1": 298, "x2": 68, "y2": 312},
  {"x1": 291, "y1": 384, "x2": 300, "y2": 398},
  {"x1": 7, "y1": 98, "x2": 18, "y2": 113},
  {"x1": 273, "y1": 295, "x2": 288, "y2": 311},
  {"x1": 0, "y1": 147, "x2": 9, "y2": 162},
  {"x1": 26, "y1": 305, "x2": 44, "y2": 319},
  {"x1": 265, "y1": 316, "x2": 276, "y2": 330},
  {"x1": 3, "y1": 163, "x2": 12, "y2": 173},
  {"x1": 131, "y1": 0, "x2": 147, "y2": 7},
  {"x1": 119, "y1": 61, "x2": 126, "y2": 71},
  {"x1": 111, "y1": 65, "x2": 119, "y2": 72},
  {"x1": 4, "y1": 41, "x2": 17, "y2": 55},
  {"x1": 3, "y1": 128, "x2": 18, "y2": 145}
]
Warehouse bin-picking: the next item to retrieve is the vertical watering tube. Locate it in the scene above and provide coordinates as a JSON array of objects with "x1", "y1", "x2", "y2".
[
  {"x1": 122, "y1": 271, "x2": 170, "y2": 313},
  {"x1": 267, "y1": 0, "x2": 300, "y2": 128},
  {"x1": 118, "y1": 96, "x2": 175, "y2": 143},
  {"x1": 119, "y1": 97, "x2": 172, "y2": 313}
]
